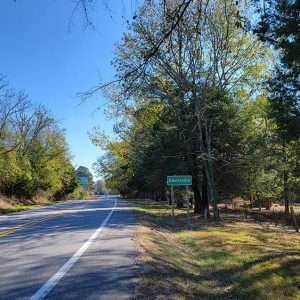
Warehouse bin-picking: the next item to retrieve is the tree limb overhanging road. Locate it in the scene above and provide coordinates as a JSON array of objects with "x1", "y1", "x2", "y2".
[{"x1": 0, "y1": 196, "x2": 137, "y2": 300}]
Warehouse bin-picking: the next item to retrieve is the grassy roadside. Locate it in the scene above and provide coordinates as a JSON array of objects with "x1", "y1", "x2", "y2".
[
  {"x1": 0, "y1": 194, "x2": 101, "y2": 214},
  {"x1": 128, "y1": 199, "x2": 300, "y2": 300},
  {"x1": 0, "y1": 196, "x2": 52, "y2": 214},
  {"x1": 0, "y1": 195, "x2": 96, "y2": 215},
  {"x1": 0, "y1": 203, "x2": 44, "y2": 214}
]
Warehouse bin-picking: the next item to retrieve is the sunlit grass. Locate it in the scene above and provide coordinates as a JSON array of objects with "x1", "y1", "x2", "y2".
[
  {"x1": 129, "y1": 199, "x2": 300, "y2": 300},
  {"x1": 0, "y1": 204, "x2": 41, "y2": 214}
]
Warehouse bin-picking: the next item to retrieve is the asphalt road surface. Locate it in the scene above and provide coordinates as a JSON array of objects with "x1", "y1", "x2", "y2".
[{"x1": 0, "y1": 196, "x2": 137, "y2": 300}]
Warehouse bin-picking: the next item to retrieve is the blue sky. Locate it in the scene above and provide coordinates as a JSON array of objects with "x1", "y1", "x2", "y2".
[{"x1": 0, "y1": 0, "x2": 132, "y2": 179}]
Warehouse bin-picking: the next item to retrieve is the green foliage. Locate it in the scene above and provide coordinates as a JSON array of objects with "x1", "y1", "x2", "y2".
[
  {"x1": 0, "y1": 77, "x2": 78, "y2": 201},
  {"x1": 254, "y1": 0, "x2": 300, "y2": 210},
  {"x1": 95, "y1": 180, "x2": 109, "y2": 195},
  {"x1": 69, "y1": 186, "x2": 88, "y2": 200},
  {"x1": 76, "y1": 166, "x2": 93, "y2": 183},
  {"x1": 76, "y1": 166, "x2": 95, "y2": 192},
  {"x1": 91, "y1": 0, "x2": 299, "y2": 211},
  {"x1": 54, "y1": 162, "x2": 79, "y2": 200},
  {"x1": 0, "y1": 204, "x2": 42, "y2": 214},
  {"x1": 254, "y1": 0, "x2": 300, "y2": 75}
]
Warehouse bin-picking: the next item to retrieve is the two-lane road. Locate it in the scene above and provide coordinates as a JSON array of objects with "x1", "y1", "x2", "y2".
[{"x1": 0, "y1": 196, "x2": 137, "y2": 300}]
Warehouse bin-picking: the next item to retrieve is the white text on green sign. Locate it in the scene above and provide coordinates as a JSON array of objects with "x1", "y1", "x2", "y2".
[{"x1": 167, "y1": 176, "x2": 192, "y2": 186}]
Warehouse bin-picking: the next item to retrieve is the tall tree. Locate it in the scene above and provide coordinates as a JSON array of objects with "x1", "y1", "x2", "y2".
[
  {"x1": 76, "y1": 166, "x2": 95, "y2": 191},
  {"x1": 0, "y1": 77, "x2": 77, "y2": 200},
  {"x1": 102, "y1": 0, "x2": 267, "y2": 220},
  {"x1": 254, "y1": 0, "x2": 300, "y2": 213}
]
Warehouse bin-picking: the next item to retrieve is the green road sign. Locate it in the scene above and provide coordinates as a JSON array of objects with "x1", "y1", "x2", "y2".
[
  {"x1": 167, "y1": 175, "x2": 192, "y2": 186},
  {"x1": 78, "y1": 176, "x2": 89, "y2": 191}
]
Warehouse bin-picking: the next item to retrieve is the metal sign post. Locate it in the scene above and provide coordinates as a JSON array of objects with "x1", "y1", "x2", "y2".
[
  {"x1": 171, "y1": 185, "x2": 175, "y2": 228},
  {"x1": 186, "y1": 185, "x2": 190, "y2": 228},
  {"x1": 167, "y1": 175, "x2": 192, "y2": 229}
]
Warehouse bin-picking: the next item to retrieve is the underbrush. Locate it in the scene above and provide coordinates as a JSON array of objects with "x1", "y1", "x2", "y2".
[
  {"x1": 0, "y1": 195, "x2": 51, "y2": 214},
  {"x1": 0, "y1": 188, "x2": 87, "y2": 214},
  {"x1": 68, "y1": 186, "x2": 89, "y2": 200}
]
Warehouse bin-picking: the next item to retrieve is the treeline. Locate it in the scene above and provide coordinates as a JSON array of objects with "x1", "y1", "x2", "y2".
[
  {"x1": 91, "y1": 0, "x2": 299, "y2": 220},
  {"x1": 0, "y1": 75, "x2": 78, "y2": 201}
]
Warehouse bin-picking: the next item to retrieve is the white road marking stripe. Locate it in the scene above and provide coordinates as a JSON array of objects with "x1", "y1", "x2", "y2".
[{"x1": 30, "y1": 199, "x2": 117, "y2": 300}]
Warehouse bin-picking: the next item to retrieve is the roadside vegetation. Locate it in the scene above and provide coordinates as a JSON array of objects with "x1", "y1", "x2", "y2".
[
  {"x1": 0, "y1": 76, "x2": 79, "y2": 210},
  {"x1": 85, "y1": 2, "x2": 300, "y2": 296},
  {"x1": 130, "y1": 199, "x2": 300, "y2": 300},
  {"x1": 92, "y1": 0, "x2": 299, "y2": 222},
  {"x1": 0, "y1": 203, "x2": 45, "y2": 214}
]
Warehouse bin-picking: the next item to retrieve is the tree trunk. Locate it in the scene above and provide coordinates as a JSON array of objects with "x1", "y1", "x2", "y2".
[
  {"x1": 177, "y1": 194, "x2": 184, "y2": 208},
  {"x1": 256, "y1": 192, "x2": 261, "y2": 211},
  {"x1": 284, "y1": 170, "x2": 289, "y2": 213},
  {"x1": 282, "y1": 139, "x2": 289, "y2": 215},
  {"x1": 200, "y1": 118, "x2": 218, "y2": 220},
  {"x1": 155, "y1": 191, "x2": 160, "y2": 202},
  {"x1": 202, "y1": 170, "x2": 209, "y2": 214},
  {"x1": 195, "y1": 93, "x2": 219, "y2": 221},
  {"x1": 193, "y1": 183, "x2": 202, "y2": 213},
  {"x1": 204, "y1": 159, "x2": 218, "y2": 220},
  {"x1": 161, "y1": 188, "x2": 167, "y2": 202}
]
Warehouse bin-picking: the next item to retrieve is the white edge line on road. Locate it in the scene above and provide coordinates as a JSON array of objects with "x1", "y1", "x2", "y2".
[{"x1": 30, "y1": 198, "x2": 117, "y2": 300}]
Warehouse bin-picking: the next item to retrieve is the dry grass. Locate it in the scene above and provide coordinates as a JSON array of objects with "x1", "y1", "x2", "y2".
[
  {"x1": 129, "y1": 199, "x2": 300, "y2": 300},
  {"x1": 0, "y1": 195, "x2": 51, "y2": 214}
]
